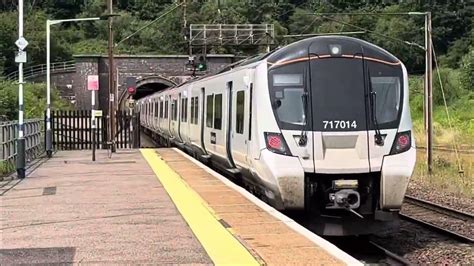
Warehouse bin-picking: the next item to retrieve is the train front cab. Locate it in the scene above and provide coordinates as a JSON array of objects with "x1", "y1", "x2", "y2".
[{"x1": 261, "y1": 36, "x2": 416, "y2": 235}]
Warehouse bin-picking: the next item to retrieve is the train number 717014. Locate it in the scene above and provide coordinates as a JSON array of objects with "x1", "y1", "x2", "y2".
[{"x1": 323, "y1": 120, "x2": 357, "y2": 129}]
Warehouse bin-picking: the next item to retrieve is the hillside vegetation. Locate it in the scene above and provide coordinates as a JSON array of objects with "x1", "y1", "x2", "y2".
[{"x1": 1, "y1": 1, "x2": 472, "y2": 136}]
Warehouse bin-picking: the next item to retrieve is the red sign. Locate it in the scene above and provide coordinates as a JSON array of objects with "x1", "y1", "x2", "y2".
[
  {"x1": 127, "y1": 87, "x2": 136, "y2": 95},
  {"x1": 87, "y1": 75, "x2": 99, "y2": 91}
]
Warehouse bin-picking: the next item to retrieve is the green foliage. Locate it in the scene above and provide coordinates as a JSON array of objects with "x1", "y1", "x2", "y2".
[
  {"x1": 372, "y1": 14, "x2": 424, "y2": 72},
  {"x1": 0, "y1": 0, "x2": 472, "y2": 75},
  {"x1": 0, "y1": 11, "x2": 19, "y2": 74},
  {"x1": 0, "y1": 161, "x2": 15, "y2": 176},
  {"x1": 440, "y1": 35, "x2": 473, "y2": 69},
  {"x1": 432, "y1": 68, "x2": 463, "y2": 105},
  {"x1": 410, "y1": 70, "x2": 474, "y2": 147},
  {"x1": 0, "y1": 81, "x2": 71, "y2": 120},
  {"x1": 460, "y1": 46, "x2": 474, "y2": 92}
]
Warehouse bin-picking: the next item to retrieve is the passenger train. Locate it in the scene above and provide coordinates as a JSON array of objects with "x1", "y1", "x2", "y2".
[{"x1": 137, "y1": 36, "x2": 416, "y2": 236}]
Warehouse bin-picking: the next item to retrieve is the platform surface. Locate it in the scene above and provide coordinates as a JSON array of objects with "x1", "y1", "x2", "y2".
[
  {"x1": 1, "y1": 149, "x2": 359, "y2": 265},
  {"x1": 0, "y1": 150, "x2": 211, "y2": 264}
]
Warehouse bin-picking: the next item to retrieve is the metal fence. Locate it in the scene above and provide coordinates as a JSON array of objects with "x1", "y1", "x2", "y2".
[
  {"x1": 1, "y1": 119, "x2": 44, "y2": 176},
  {"x1": 50, "y1": 110, "x2": 140, "y2": 150},
  {"x1": 5, "y1": 60, "x2": 76, "y2": 81}
]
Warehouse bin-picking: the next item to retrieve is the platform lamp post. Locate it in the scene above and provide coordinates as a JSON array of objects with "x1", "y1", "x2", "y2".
[
  {"x1": 15, "y1": 0, "x2": 27, "y2": 178},
  {"x1": 45, "y1": 16, "x2": 113, "y2": 158}
]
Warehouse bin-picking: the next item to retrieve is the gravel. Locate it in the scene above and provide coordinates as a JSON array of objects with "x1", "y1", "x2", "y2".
[
  {"x1": 400, "y1": 203, "x2": 474, "y2": 240},
  {"x1": 407, "y1": 179, "x2": 474, "y2": 215},
  {"x1": 372, "y1": 221, "x2": 474, "y2": 265}
]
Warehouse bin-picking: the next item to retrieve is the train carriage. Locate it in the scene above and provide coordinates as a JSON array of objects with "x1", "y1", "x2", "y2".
[{"x1": 137, "y1": 36, "x2": 416, "y2": 235}]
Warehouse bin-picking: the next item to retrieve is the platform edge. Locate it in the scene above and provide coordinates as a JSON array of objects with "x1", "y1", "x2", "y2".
[{"x1": 172, "y1": 148, "x2": 362, "y2": 266}]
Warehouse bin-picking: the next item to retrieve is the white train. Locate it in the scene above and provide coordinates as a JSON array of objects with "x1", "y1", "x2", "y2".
[{"x1": 137, "y1": 36, "x2": 416, "y2": 235}]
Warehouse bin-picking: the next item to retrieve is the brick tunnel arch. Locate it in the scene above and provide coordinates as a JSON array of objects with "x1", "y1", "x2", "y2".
[{"x1": 119, "y1": 76, "x2": 177, "y2": 109}]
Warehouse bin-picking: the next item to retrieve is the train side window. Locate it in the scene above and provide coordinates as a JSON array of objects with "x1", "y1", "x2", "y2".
[
  {"x1": 155, "y1": 102, "x2": 159, "y2": 118},
  {"x1": 214, "y1": 94, "x2": 222, "y2": 130},
  {"x1": 248, "y1": 83, "x2": 253, "y2": 140},
  {"x1": 236, "y1": 91, "x2": 245, "y2": 134},
  {"x1": 206, "y1": 95, "x2": 213, "y2": 127},
  {"x1": 194, "y1": 97, "x2": 199, "y2": 124},
  {"x1": 164, "y1": 100, "x2": 169, "y2": 119}
]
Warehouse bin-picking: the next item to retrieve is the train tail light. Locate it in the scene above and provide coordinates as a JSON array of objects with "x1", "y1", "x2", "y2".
[
  {"x1": 390, "y1": 131, "x2": 411, "y2": 155},
  {"x1": 264, "y1": 132, "x2": 292, "y2": 156}
]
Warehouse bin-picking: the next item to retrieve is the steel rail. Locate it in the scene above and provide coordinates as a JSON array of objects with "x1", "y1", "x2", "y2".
[
  {"x1": 368, "y1": 241, "x2": 412, "y2": 265},
  {"x1": 399, "y1": 213, "x2": 473, "y2": 243},
  {"x1": 404, "y1": 195, "x2": 474, "y2": 220},
  {"x1": 401, "y1": 196, "x2": 474, "y2": 243}
]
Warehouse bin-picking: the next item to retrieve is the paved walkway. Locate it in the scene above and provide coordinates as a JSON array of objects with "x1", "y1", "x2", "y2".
[{"x1": 0, "y1": 150, "x2": 211, "y2": 264}]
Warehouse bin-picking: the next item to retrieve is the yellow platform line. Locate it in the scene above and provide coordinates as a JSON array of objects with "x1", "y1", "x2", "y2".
[{"x1": 140, "y1": 149, "x2": 259, "y2": 266}]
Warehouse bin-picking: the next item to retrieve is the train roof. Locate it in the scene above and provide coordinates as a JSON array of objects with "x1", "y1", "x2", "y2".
[
  {"x1": 139, "y1": 36, "x2": 402, "y2": 102},
  {"x1": 267, "y1": 35, "x2": 400, "y2": 66}
]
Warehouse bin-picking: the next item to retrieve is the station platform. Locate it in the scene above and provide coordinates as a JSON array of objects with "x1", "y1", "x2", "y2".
[{"x1": 0, "y1": 149, "x2": 360, "y2": 265}]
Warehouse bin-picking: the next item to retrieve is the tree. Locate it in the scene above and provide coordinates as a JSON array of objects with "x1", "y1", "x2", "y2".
[
  {"x1": 0, "y1": 11, "x2": 17, "y2": 75},
  {"x1": 372, "y1": 15, "x2": 424, "y2": 73}
]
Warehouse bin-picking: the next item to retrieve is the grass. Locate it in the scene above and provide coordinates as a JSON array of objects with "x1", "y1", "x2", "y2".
[
  {"x1": 0, "y1": 160, "x2": 14, "y2": 177},
  {"x1": 409, "y1": 73, "x2": 473, "y2": 199},
  {"x1": 412, "y1": 150, "x2": 473, "y2": 198}
]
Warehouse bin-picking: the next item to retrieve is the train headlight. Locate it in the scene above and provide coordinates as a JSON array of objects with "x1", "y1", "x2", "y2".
[
  {"x1": 329, "y1": 44, "x2": 342, "y2": 56},
  {"x1": 390, "y1": 130, "x2": 412, "y2": 155},
  {"x1": 264, "y1": 132, "x2": 292, "y2": 156},
  {"x1": 332, "y1": 179, "x2": 358, "y2": 190}
]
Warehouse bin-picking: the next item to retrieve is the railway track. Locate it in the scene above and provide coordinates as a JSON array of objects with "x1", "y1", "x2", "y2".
[
  {"x1": 368, "y1": 240, "x2": 411, "y2": 265},
  {"x1": 324, "y1": 236, "x2": 411, "y2": 265},
  {"x1": 400, "y1": 195, "x2": 474, "y2": 243}
]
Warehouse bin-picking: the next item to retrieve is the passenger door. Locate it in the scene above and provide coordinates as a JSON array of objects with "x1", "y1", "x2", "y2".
[{"x1": 231, "y1": 81, "x2": 250, "y2": 168}]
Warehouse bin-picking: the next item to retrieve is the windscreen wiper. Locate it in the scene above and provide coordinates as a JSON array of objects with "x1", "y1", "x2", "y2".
[
  {"x1": 368, "y1": 75, "x2": 384, "y2": 146},
  {"x1": 299, "y1": 91, "x2": 308, "y2": 146}
]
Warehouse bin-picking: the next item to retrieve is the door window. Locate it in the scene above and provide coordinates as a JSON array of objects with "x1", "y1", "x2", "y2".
[
  {"x1": 159, "y1": 100, "x2": 163, "y2": 118},
  {"x1": 206, "y1": 95, "x2": 213, "y2": 127},
  {"x1": 195, "y1": 97, "x2": 199, "y2": 124},
  {"x1": 171, "y1": 99, "x2": 177, "y2": 121},
  {"x1": 236, "y1": 91, "x2": 245, "y2": 134},
  {"x1": 214, "y1": 94, "x2": 222, "y2": 130},
  {"x1": 190, "y1": 97, "x2": 195, "y2": 124},
  {"x1": 181, "y1": 98, "x2": 188, "y2": 122}
]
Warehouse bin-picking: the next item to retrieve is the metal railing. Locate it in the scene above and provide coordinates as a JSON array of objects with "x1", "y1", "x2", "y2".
[
  {"x1": 5, "y1": 60, "x2": 76, "y2": 81},
  {"x1": 1, "y1": 119, "x2": 44, "y2": 177}
]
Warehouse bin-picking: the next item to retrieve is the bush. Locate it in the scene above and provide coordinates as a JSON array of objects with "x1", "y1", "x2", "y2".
[
  {"x1": 0, "y1": 81, "x2": 71, "y2": 120},
  {"x1": 432, "y1": 67, "x2": 464, "y2": 105},
  {"x1": 460, "y1": 47, "x2": 473, "y2": 92}
]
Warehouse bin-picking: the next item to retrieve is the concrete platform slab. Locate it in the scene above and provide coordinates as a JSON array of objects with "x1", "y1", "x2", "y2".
[{"x1": 0, "y1": 150, "x2": 211, "y2": 265}]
